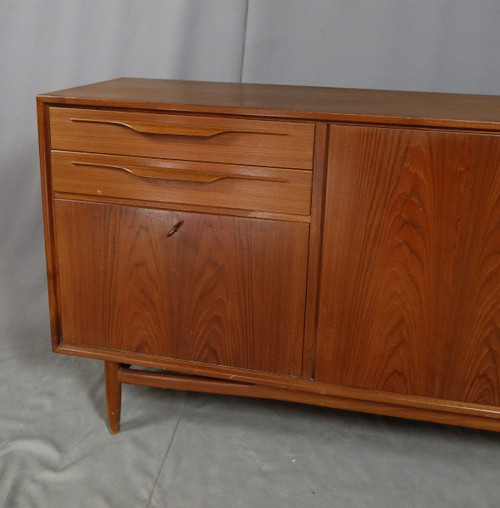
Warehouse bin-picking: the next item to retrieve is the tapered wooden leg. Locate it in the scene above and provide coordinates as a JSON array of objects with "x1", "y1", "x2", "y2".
[{"x1": 104, "y1": 361, "x2": 121, "y2": 434}]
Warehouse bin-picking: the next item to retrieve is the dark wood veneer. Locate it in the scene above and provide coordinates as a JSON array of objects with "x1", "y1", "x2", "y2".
[
  {"x1": 316, "y1": 125, "x2": 500, "y2": 406},
  {"x1": 51, "y1": 150, "x2": 312, "y2": 216},
  {"x1": 50, "y1": 106, "x2": 315, "y2": 169},
  {"x1": 54, "y1": 200, "x2": 309, "y2": 376}
]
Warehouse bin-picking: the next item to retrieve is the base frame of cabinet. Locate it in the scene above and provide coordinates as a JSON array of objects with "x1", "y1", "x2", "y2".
[{"x1": 56, "y1": 345, "x2": 500, "y2": 433}]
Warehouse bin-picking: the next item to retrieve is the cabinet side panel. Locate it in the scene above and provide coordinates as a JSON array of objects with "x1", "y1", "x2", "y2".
[
  {"x1": 53, "y1": 200, "x2": 309, "y2": 376},
  {"x1": 37, "y1": 100, "x2": 61, "y2": 347},
  {"x1": 315, "y1": 125, "x2": 500, "y2": 405}
]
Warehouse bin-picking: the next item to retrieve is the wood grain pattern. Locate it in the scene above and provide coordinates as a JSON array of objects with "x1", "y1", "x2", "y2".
[
  {"x1": 51, "y1": 192, "x2": 311, "y2": 224},
  {"x1": 39, "y1": 78, "x2": 500, "y2": 131},
  {"x1": 315, "y1": 125, "x2": 500, "y2": 406},
  {"x1": 50, "y1": 107, "x2": 315, "y2": 170},
  {"x1": 51, "y1": 151, "x2": 312, "y2": 217},
  {"x1": 54, "y1": 200, "x2": 309, "y2": 376}
]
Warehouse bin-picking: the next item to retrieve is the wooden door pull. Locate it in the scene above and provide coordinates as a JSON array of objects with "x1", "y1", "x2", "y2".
[
  {"x1": 71, "y1": 161, "x2": 286, "y2": 184},
  {"x1": 70, "y1": 118, "x2": 288, "y2": 138},
  {"x1": 167, "y1": 222, "x2": 182, "y2": 237}
]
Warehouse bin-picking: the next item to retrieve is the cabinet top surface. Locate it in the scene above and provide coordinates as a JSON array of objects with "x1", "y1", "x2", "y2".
[{"x1": 38, "y1": 78, "x2": 500, "y2": 130}]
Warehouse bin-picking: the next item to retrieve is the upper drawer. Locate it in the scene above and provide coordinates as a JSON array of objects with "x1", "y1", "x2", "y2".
[{"x1": 49, "y1": 108, "x2": 315, "y2": 170}]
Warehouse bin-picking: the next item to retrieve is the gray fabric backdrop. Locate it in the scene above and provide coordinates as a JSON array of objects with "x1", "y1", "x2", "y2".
[{"x1": 1, "y1": 1, "x2": 500, "y2": 506}]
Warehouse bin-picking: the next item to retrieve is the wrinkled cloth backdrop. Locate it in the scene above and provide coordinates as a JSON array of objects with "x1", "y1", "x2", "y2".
[{"x1": 1, "y1": 1, "x2": 500, "y2": 506}]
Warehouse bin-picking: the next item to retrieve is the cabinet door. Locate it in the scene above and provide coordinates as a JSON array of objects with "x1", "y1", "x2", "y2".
[
  {"x1": 54, "y1": 201, "x2": 309, "y2": 376},
  {"x1": 315, "y1": 125, "x2": 500, "y2": 405}
]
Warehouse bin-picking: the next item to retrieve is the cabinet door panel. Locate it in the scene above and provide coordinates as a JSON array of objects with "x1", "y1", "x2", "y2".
[
  {"x1": 315, "y1": 125, "x2": 500, "y2": 405},
  {"x1": 54, "y1": 201, "x2": 309, "y2": 376}
]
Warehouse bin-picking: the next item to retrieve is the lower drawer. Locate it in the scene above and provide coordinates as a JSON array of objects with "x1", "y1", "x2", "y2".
[{"x1": 51, "y1": 151, "x2": 312, "y2": 217}]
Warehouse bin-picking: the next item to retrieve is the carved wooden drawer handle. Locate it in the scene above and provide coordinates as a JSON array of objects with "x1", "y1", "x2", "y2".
[
  {"x1": 70, "y1": 118, "x2": 288, "y2": 138},
  {"x1": 71, "y1": 161, "x2": 287, "y2": 184}
]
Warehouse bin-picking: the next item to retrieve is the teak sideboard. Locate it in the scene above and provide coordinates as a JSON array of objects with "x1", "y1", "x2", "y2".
[{"x1": 37, "y1": 78, "x2": 500, "y2": 433}]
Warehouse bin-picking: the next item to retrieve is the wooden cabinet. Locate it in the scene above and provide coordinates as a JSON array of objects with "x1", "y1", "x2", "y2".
[{"x1": 38, "y1": 79, "x2": 500, "y2": 433}]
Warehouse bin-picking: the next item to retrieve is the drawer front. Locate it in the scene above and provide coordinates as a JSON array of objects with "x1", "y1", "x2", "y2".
[
  {"x1": 54, "y1": 201, "x2": 309, "y2": 375},
  {"x1": 51, "y1": 151, "x2": 313, "y2": 216},
  {"x1": 50, "y1": 107, "x2": 315, "y2": 170}
]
